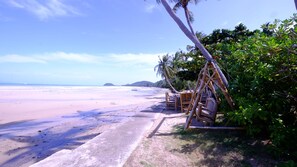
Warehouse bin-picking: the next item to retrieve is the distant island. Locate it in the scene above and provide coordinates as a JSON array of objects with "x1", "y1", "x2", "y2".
[
  {"x1": 102, "y1": 80, "x2": 166, "y2": 88},
  {"x1": 124, "y1": 81, "x2": 154, "y2": 87},
  {"x1": 103, "y1": 83, "x2": 115, "y2": 86}
]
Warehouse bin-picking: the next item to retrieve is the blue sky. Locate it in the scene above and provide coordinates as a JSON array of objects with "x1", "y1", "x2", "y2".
[{"x1": 0, "y1": 0, "x2": 295, "y2": 85}]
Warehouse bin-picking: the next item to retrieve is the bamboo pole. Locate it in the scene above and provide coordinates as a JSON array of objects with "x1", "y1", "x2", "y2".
[
  {"x1": 186, "y1": 63, "x2": 208, "y2": 114},
  {"x1": 185, "y1": 62, "x2": 235, "y2": 129},
  {"x1": 189, "y1": 126, "x2": 245, "y2": 130},
  {"x1": 211, "y1": 64, "x2": 235, "y2": 108},
  {"x1": 184, "y1": 63, "x2": 209, "y2": 130}
]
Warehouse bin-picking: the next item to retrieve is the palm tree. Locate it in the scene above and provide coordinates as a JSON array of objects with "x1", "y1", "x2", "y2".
[
  {"x1": 173, "y1": 0, "x2": 199, "y2": 36},
  {"x1": 155, "y1": 0, "x2": 229, "y2": 87},
  {"x1": 154, "y1": 54, "x2": 179, "y2": 93}
]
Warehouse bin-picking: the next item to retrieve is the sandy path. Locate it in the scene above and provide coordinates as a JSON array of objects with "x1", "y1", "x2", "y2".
[{"x1": 0, "y1": 86, "x2": 166, "y2": 167}]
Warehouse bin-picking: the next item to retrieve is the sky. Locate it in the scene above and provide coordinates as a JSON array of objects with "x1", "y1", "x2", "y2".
[{"x1": 0, "y1": 0, "x2": 295, "y2": 86}]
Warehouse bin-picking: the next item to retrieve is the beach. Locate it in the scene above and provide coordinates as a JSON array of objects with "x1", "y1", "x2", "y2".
[{"x1": 0, "y1": 86, "x2": 166, "y2": 167}]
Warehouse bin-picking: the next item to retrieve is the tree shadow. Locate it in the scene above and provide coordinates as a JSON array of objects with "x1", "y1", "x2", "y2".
[
  {"x1": 0, "y1": 120, "x2": 54, "y2": 138},
  {"x1": 0, "y1": 102, "x2": 168, "y2": 166},
  {"x1": 139, "y1": 102, "x2": 181, "y2": 115},
  {"x1": 0, "y1": 122, "x2": 101, "y2": 167},
  {"x1": 0, "y1": 120, "x2": 34, "y2": 129},
  {"x1": 0, "y1": 108, "x2": 128, "y2": 167},
  {"x1": 139, "y1": 104, "x2": 164, "y2": 113},
  {"x1": 61, "y1": 108, "x2": 139, "y2": 124},
  {"x1": 62, "y1": 103, "x2": 165, "y2": 121},
  {"x1": 170, "y1": 124, "x2": 278, "y2": 166}
]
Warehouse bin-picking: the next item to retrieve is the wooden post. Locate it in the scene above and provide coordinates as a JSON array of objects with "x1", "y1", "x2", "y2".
[
  {"x1": 184, "y1": 63, "x2": 208, "y2": 129},
  {"x1": 184, "y1": 61, "x2": 235, "y2": 129},
  {"x1": 186, "y1": 63, "x2": 207, "y2": 114}
]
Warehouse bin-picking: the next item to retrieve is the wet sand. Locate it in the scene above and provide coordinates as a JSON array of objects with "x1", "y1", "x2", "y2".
[{"x1": 0, "y1": 86, "x2": 166, "y2": 167}]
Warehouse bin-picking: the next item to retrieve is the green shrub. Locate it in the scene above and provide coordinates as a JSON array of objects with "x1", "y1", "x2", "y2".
[
  {"x1": 168, "y1": 14, "x2": 297, "y2": 160},
  {"x1": 218, "y1": 14, "x2": 297, "y2": 160}
]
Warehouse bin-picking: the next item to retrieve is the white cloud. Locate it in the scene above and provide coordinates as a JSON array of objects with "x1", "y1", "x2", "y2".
[
  {"x1": 109, "y1": 53, "x2": 162, "y2": 67},
  {"x1": 0, "y1": 52, "x2": 164, "y2": 84},
  {"x1": 0, "y1": 52, "x2": 101, "y2": 64},
  {"x1": 40, "y1": 52, "x2": 101, "y2": 63},
  {"x1": 7, "y1": 0, "x2": 24, "y2": 8},
  {"x1": 144, "y1": 3, "x2": 159, "y2": 13},
  {"x1": 0, "y1": 54, "x2": 46, "y2": 63},
  {"x1": 0, "y1": 52, "x2": 164, "y2": 67},
  {"x1": 7, "y1": 0, "x2": 81, "y2": 20}
]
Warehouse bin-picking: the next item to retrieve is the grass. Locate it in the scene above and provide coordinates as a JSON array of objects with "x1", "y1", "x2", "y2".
[
  {"x1": 170, "y1": 125, "x2": 281, "y2": 166},
  {"x1": 124, "y1": 115, "x2": 296, "y2": 167}
]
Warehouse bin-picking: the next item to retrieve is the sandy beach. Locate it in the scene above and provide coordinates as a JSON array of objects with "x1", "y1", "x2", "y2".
[{"x1": 0, "y1": 86, "x2": 166, "y2": 167}]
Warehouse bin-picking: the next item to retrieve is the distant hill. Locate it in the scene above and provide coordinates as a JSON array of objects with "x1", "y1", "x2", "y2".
[
  {"x1": 103, "y1": 83, "x2": 115, "y2": 86},
  {"x1": 124, "y1": 81, "x2": 155, "y2": 87}
]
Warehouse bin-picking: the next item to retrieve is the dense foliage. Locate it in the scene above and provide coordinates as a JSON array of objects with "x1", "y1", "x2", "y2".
[
  {"x1": 156, "y1": 14, "x2": 297, "y2": 160},
  {"x1": 223, "y1": 17, "x2": 297, "y2": 160}
]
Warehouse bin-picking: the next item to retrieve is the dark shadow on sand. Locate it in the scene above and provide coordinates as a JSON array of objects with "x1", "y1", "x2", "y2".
[
  {"x1": 0, "y1": 101, "x2": 167, "y2": 167},
  {"x1": 0, "y1": 120, "x2": 54, "y2": 138},
  {"x1": 0, "y1": 120, "x2": 34, "y2": 129},
  {"x1": 0, "y1": 123, "x2": 101, "y2": 167}
]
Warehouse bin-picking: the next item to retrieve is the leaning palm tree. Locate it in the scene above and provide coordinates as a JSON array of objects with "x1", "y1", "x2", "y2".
[
  {"x1": 153, "y1": 0, "x2": 235, "y2": 129},
  {"x1": 154, "y1": 54, "x2": 179, "y2": 93},
  {"x1": 172, "y1": 0, "x2": 199, "y2": 36},
  {"x1": 155, "y1": 0, "x2": 229, "y2": 87}
]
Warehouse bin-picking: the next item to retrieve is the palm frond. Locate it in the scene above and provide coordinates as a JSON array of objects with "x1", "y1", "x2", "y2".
[
  {"x1": 173, "y1": 2, "x2": 182, "y2": 13},
  {"x1": 155, "y1": 0, "x2": 161, "y2": 4},
  {"x1": 191, "y1": 0, "x2": 200, "y2": 5},
  {"x1": 188, "y1": 10, "x2": 194, "y2": 22}
]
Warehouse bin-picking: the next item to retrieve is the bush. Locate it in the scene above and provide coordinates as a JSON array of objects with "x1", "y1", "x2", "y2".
[{"x1": 218, "y1": 14, "x2": 297, "y2": 160}]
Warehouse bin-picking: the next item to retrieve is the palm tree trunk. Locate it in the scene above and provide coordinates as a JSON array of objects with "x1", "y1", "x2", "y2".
[
  {"x1": 164, "y1": 75, "x2": 179, "y2": 93},
  {"x1": 295, "y1": 0, "x2": 297, "y2": 10},
  {"x1": 184, "y1": 7, "x2": 195, "y2": 36},
  {"x1": 160, "y1": 0, "x2": 229, "y2": 87}
]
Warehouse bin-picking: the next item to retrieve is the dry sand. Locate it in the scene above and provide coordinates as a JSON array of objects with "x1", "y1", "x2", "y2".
[{"x1": 0, "y1": 86, "x2": 166, "y2": 167}]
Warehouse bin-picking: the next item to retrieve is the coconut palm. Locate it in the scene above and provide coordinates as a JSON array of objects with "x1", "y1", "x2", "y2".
[
  {"x1": 172, "y1": 0, "x2": 199, "y2": 36},
  {"x1": 154, "y1": 54, "x2": 179, "y2": 93},
  {"x1": 155, "y1": 0, "x2": 229, "y2": 87}
]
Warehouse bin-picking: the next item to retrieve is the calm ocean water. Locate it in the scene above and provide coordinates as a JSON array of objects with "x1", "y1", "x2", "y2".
[{"x1": 0, "y1": 84, "x2": 166, "y2": 98}]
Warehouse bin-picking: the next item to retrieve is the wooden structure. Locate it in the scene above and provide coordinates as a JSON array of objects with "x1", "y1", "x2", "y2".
[
  {"x1": 165, "y1": 92, "x2": 178, "y2": 111},
  {"x1": 179, "y1": 91, "x2": 193, "y2": 113},
  {"x1": 184, "y1": 61, "x2": 234, "y2": 129},
  {"x1": 196, "y1": 97, "x2": 218, "y2": 126}
]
